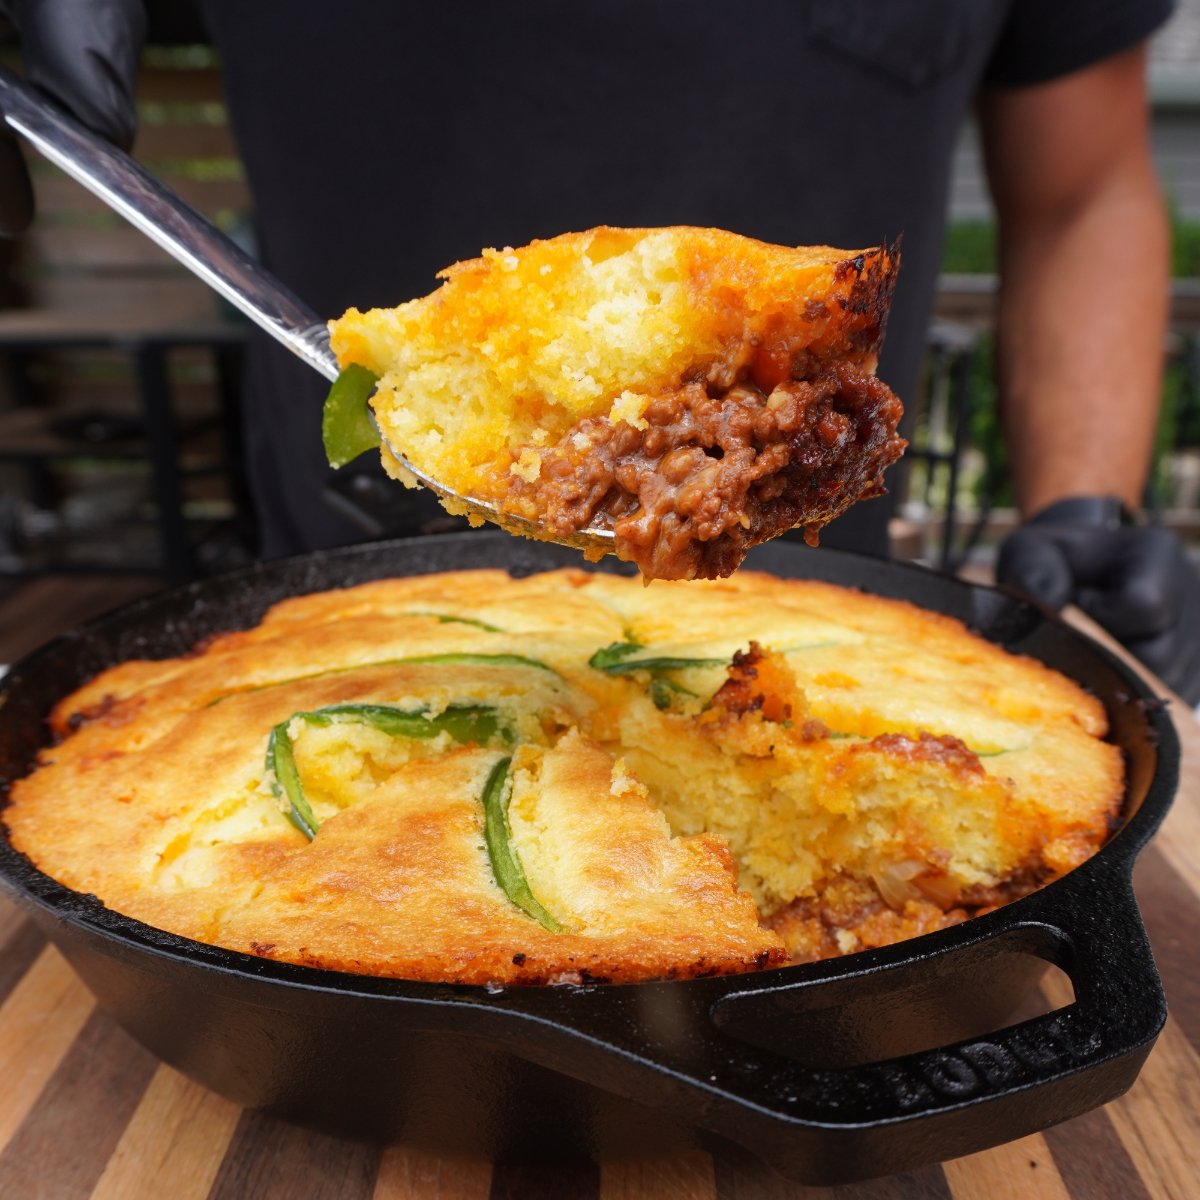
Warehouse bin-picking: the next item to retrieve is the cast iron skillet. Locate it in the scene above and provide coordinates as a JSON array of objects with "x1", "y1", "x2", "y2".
[{"x1": 0, "y1": 533, "x2": 1179, "y2": 1184}]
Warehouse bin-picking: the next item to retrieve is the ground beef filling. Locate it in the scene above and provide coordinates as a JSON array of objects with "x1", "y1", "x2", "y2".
[
  {"x1": 766, "y1": 866, "x2": 1049, "y2": 964},
  {"x1": 507, "y1": 362, "x2": 905, "y2": 580}
]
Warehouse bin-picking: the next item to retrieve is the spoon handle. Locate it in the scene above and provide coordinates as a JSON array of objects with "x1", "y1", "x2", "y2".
[
  {"x1": 0, "y1": 67, "x2": 338, "y2": 381},
  {"x1": 0, "y1": 68, "x2": 618, "y2": 552}
]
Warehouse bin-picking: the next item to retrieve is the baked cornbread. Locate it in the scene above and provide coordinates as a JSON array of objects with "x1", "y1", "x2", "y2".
[
  {"x1": 328, "y1": 228, "x2": 906, "y2": 580},
  {"x1": 4, "y1": 568, "x2": 1123, "y2": 983}
]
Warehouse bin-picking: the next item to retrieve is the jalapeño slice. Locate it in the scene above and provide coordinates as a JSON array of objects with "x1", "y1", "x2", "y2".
[
  {"x1": 481, "y1": 756, "x2": 561, "y2": 932},
  {"x1": 266, "y1": 702, "x2": 509, "y2": 839},
  {"x1": 322, "y1": 363, "x2": 381, "y2": 468}
]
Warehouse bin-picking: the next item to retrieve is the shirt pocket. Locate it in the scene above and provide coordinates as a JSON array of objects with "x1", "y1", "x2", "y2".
[{"x1": 806, "y1": 0, "x2": 972, "y2": 90}]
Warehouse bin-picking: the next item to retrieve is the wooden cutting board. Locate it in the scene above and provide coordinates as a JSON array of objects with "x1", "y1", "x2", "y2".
[{"x1": 0, "y1": 581, "x2": 1197, "y2": 1199}]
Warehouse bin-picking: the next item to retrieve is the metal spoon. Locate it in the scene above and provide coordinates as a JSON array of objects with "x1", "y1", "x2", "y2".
[{"x1": 0, "y1": 68, "x2": 615, "y2": 555}]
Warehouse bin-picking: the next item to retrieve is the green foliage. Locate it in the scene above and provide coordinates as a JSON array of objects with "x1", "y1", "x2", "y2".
[
  {"x1": 938, "y1": 213, "x2": 1200, "y2": 514},
  {"x1": 940, "y1": 221, "x2": 997, "y2": 275},
  {"x1": 949, "y1": 334, "x2": 1200, "y2": 511},
  {"x1": 963, "y1": 336, "x2": 1011, "y2": 508},
  {"x1": 941, "y1": 214, "x2": 1200, "y2": 278},
  {"x1": 1158, "y1": 352, "x2": 1200, "y2": 471},
  {"x1": 1175, "y1": 358, "x2": 1200, "y2": 447},
  {"x1": 1169, "y1": 211, "x2": 1200, "y2": 279}
]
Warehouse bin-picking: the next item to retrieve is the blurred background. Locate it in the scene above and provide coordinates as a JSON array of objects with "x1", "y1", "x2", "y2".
[{"x1": 0, "y1": 0, "x2": 1196, "y2": 602}]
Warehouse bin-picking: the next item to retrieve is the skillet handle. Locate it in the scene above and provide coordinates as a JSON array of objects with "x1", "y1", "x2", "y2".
[{"x1": 530, "y1": 858, "x2": 1165, "y2": 1183}]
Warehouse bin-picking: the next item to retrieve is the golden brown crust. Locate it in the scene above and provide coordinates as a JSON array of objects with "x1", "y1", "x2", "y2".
[
  {"x1": 213, "y1": 738, "x2": 784, "y2": 984},
  {"x1": 5, "y1": 568, "x2": 1123, "y2": 983}
]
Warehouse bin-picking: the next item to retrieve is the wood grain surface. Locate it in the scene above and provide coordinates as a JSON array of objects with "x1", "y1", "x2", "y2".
[{"x1": 0, "y1": 578, "x2": 1197, "y2": 1200}]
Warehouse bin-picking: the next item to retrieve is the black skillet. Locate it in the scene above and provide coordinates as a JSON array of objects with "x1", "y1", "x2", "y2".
[{"x1": 0, "y1": 533, "x2": 1179, "y2": 1184}]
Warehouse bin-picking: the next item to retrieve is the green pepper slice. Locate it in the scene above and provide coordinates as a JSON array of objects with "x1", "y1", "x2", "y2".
[
  {"x1": 587, "y1": 641, "x2": 645, "y2": 671},
  {"x1": 400, "y1": 652, "x2": 557, "y2": 674},
  {"x1": 649, "y1": 677, "x2": 696, "y2": 710},
  {"x1": 590, "y1": 640, "x2": 726, "y2": 710},
  {"x1": 267, "y1": 702, "x2": 510, "y2": 839},
  {"x1": 266, "y1": 722, "x2": 318, "y2": 839},
  {"x1": 322, "y1": 364, "x2": 381, "y2": 468},
  {"x1": 299, "y1": 702, "x2": 506, "y2": 745},
  {"x1": 407, "y1": 612, "x2": 505, "y2": 633},
  {"x1": 588, "y1": 641, "x2": 727, "y2": 675},
  {"x1": 481, "y1": 756, "x2": 561, "y2": 932},
  {"x1": 615, "y1": 654, "x2": 729, "y2": 673}
]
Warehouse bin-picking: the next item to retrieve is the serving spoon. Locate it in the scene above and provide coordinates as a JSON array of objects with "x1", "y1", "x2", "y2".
[{"x1": 0, "y1": 68, "x2": 615, "y2": 555}]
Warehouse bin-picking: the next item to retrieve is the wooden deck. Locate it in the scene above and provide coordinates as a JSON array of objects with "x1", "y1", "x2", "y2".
[{"x1": 0, "y1": 576, "x2": 161, "y2": 668}]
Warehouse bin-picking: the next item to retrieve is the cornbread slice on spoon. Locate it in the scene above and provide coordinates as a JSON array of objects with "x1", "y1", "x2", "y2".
[{"x1": 328, "y1": 226, "x2": 905, "y2": 579}]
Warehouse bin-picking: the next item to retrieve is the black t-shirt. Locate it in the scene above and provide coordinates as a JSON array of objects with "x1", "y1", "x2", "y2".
[{"x1": 202, "y1": 0, "x2": 1173, "y2": 558}]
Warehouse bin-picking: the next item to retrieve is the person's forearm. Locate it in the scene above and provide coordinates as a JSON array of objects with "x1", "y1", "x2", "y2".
[
  {"x1": 981, "y1": 49, "x2": 1170, "y2": 517},
  {"x1": 994, "y1": 157, "x2": 1168, "y2": 515}
]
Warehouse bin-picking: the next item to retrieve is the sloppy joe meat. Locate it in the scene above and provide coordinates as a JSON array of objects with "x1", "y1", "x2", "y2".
[{"x1": 507, "y1": 362, "x2": 905, "y2": 580}]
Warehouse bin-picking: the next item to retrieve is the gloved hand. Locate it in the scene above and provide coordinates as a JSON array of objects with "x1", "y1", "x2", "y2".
[
  {"x1": 997, "y1": 495, "x2": 1200, "y2": 707},
  {"x1": 0, "y1": 0, "x2": 145, "y2": 235}
]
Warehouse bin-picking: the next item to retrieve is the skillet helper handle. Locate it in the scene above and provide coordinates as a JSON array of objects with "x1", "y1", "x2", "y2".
[
  {"x1": 524, "y1": 858, "x2": 1164, "y2": 1183},
  {"x1": 0, "y1": 66, "x2": 338, "y2": 380},
  {"x1": 702, "y1": 861, "x2": 1163, "y2": 1177}
]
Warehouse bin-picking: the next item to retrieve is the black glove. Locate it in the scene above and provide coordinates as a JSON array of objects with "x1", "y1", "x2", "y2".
[
  {"x1": 0, "y1": 0, "x2": 145, "y2": 236},
  {"x1": 997, "y1": 495, "x2": 1200, "y2": 707}
]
